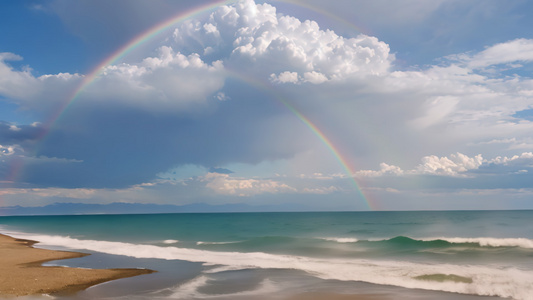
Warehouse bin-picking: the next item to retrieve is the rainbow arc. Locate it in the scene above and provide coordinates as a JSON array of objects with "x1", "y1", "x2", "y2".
[{"x1": 9, "y1": 0, "x2": 379, "y2": 210}]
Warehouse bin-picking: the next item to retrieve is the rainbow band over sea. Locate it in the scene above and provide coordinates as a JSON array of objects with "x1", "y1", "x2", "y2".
[
  {"x1": 276, "y1": 95, "x2": 376, "y2": 209},
  {"x1": 27, "y1": 0, "x2": 378, "y2": 210}
]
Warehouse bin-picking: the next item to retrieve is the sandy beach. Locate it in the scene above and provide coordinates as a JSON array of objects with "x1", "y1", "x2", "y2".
[
  {"x1": 0, "y1": 233, "x2": 154, "y2": 297},
  {"x1": 0, "y1": 232, "x2": 387, "y2": 300}
]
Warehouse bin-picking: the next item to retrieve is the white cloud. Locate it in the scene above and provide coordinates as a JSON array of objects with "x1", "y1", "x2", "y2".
[
  {"x1": 466, "y1": 39, "x2": 533, "y2": 69},
  {"x1": 0, "y1": 53, "x2": 82, "y2": 114},
  {"x1": 0, "y1": 187, "x2": 97, "y2": 199},
  {"x1": 410, "y1": 96, "x2": 459, "y2": 128},
  {"x1": 0, "y1": 46, "x2": 225, "y2": 114},
  {"x1": 270, "y1": 71, "x2": 299, "y2": 84},
  {"x1": 90, "y1": 47, "x2": 226, "y2": 110},
  {"x1": 297, "y1": 172, "x2": 337, "y2": 180},
  {"x1": 357, "y1": 152, "x2": 533, "y2": 179},
  {"x1": 303, "y1": 71, "x2": 329, "y2": 84},
  {"x1": 0, "y1": 53, "x2": 42, "y2": 101},
  {"x1": 356, "y1": 163, "x2": 404, "y2": 177},
  {"x1": 487, "y1": 152, "x2": 533, "y2": 165},
  {"x1": 0, "y1": 52, "x2": 22, "y2": 61},
  {"x1": 0, "y1": 144, "x2": 21, "y2": 157},
  {"x1": 356, "y1": 153, "x2": 484, "y2": 177},
  {"x1": 415, "y1": 153, "x2": 484, "y2": 176},
  {"x1": 302, "y1": 186, "x2": 340, "y2": 194},
  {"x1": 202, "y1": 172, "x2": 296, "y2": 196},
  {"x1": 8, "y1": 125, "x2": 21, "y2": 132},
  {"x1": 171, "y1": 0, "x2": 392, "y2": 84},
  {"x1": 215, "y1": 92, "x2": 229, "y2": 101}
]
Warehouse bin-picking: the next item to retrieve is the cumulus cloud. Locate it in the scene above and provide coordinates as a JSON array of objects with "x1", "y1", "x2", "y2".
[
  {"x1": 0, "y1": 53, "x2": 42, "y2": 102},
  {"x1": 357, "y1": 152, "x2": 533, "y2": 179},
  {"x1": 415, "y1": 153, "x2": 484, "y2": 176},
  {"x1": 87, "y1": 46, "x2": 226, "y2": 110},
  {"x1": 270, "y1": 71, "x2": 299, "y2": 84},
  {"x1": 171, "y1": 0, "x2": 392, "y2": 84},
  {"x1": 356, "y1": 163, "x2": 404, "y2": 177},
  {"x1": 487, "y1": 152, "x2": 533, "y2": 166},
  {"x1": 202, "y1": 172, "x2": 296, "y2": 196},
  {"x1": 0, "y1": 48, "x2": 225, "y2": 114},
  {"x1": 0, "y1": 53, "x2": 82, "y2": 115},
  {"x1": 356, "y1": 153, "x2": 484, "y2": 177}
]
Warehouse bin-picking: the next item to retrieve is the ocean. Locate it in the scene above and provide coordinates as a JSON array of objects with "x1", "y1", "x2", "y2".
[{"x1": 1, "y1": 210, "x2": 532, "y2": 300}]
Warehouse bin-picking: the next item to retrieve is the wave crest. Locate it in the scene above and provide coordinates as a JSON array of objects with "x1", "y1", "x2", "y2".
[
  {"x1": 420, "y1": 237, "x2": 533, "y2": 249},
  {"x1": 318, "y1": 237, "x2": 359, "y2": 243}
]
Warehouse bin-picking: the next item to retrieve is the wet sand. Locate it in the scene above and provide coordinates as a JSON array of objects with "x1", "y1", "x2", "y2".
[
  {"x1": 0, "y1": 233, "x2": 154, "y2": 297},
  {"x1": 286, "y1": 292, "x2": 388, "y2": 300}
]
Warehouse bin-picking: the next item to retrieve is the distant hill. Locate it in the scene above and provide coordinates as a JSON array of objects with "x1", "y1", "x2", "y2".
[{"x1": 0, "y1": 202, "x2": 310, "y2": 216}]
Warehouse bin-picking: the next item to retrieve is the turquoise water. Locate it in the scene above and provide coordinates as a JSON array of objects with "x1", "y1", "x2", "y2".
[{"x1": 1, "y1": 211, "x2": 533, "y2": 299}]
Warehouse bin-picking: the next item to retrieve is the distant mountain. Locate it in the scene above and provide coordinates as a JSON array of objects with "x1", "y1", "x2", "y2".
[{"x1": 0, "y1": 202, "x2": 310, "y2": 216}]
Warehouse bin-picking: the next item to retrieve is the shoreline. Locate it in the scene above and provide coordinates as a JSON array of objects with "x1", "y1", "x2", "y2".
[
  {"x1": 286, "y1": 292, "x2": 387, "y2": 300},
  {"x1": 0, "y1": 233, "x2": 155, "y2": 297}
]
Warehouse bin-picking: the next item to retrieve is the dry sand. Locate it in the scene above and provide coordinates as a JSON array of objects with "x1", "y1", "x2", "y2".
[{"x1": 0, "y1": 233, "x2": 154, "y2": 297}]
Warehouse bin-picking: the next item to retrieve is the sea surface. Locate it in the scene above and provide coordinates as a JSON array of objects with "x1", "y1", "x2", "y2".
[{"x1": 1, "y1": 210, "x2": 533, "y2": 300}]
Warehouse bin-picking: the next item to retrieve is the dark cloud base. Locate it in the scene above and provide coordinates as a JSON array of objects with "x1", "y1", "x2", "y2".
[{"x1": 19, "y1": 82, "x2": 313, "y2": 188}]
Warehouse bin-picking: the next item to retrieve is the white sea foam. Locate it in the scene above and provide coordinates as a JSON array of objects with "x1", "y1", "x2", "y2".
[
  {"x1": 163, "y1": 240, "x2": 179, "y2": 244},
  {"x1": 170, "y1": 276, "x2": 277, "y2": 299},
  {"x1": 169, "y1": 275, "x2": 210, "y2": 298},
  {"x1": 11, "y1": 233, "x2": 533, "y2": 300},
  {"x1": 204, "y1": 266, "x2": 253, "y2": 274},
  {"x1": 196, "y1": 241, "x2": 240, "y2": 245},
  {"x1": 318, "y1": 237, "x2": 359, "y2": 243},
  {"x1": 361, "y1": 236, "x2": 533, "y2": 249},
  {"x1": 420, "y1": 237, "x2": 533, "y2": 249}
]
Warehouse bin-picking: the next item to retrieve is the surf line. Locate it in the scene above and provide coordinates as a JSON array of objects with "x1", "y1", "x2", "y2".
[
  {"x1": 14, "y1": 0, "x2": 378, "y2": 210},
  {"x1": 224, "y1": 70, "x2": 378, "y2": 210}
]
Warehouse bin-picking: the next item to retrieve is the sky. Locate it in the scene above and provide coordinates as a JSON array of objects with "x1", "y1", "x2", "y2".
[{"x1": 1, "y1": 0, "x2": 533, "y2": 212}]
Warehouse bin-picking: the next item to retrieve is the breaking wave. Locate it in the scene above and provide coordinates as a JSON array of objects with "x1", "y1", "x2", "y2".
[{"x1": 11, "y1": 232, "x2": 533, "y2": 300}]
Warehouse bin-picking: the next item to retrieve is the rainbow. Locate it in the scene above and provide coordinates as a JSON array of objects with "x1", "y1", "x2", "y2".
[
  {"x1": 277, "y1": 98, "x2": 377, "y2": 210},
  {"x1": 18, "y1": 0, "x2": 379, "y2": 210},
  {"x1": 42, "y1": 0, "x2": 235, "y2": 131},
  {"x1": 223, "y1": 69, "x2": 378, "y2": 210},
  {"x1": 45, "y1": 0, "x2": 370, "y2": 132},
  {"x1": 277, "y1": 99, "x2": 375, "y2": 209}
]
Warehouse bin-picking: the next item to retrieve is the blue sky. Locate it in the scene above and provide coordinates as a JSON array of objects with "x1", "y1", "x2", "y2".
[{"x1": 2, "y1": 0, "x2": 533, "y2": 211}]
